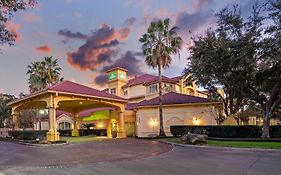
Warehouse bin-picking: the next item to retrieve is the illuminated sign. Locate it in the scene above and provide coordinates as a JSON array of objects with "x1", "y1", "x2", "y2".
[
  {"x1": 119, "y1": 73, "x2": 126, "y2": 79},
  {"x1": 108, "y1": 72, "x2": 117, "y2": 80}
]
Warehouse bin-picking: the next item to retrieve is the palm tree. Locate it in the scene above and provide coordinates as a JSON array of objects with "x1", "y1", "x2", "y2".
[
  {"x1": 27, "y1": 56, "x2": 63, "y2": 93},
  {"x1": 139, "y1": 18, "x2": 182, "y2": 136},
  {"x1": 27, "y1": 61, "x2": 45, "y2": 93}
]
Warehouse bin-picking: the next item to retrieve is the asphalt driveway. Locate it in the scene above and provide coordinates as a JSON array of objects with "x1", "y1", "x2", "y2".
[{"x1": 0, "y1": 138, "x2": 281, "y2": 175}]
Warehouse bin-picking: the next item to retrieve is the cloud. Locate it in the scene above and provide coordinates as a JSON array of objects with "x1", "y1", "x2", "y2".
[
  {"x1": 58, "y1": 29, "x2": 87, "y2": 40},
  {"x1": 192, "y1": 0, "x2": 215, "y2": 12},
  {"x1": 123, "y1": 17, "x2": 136, "y2": 26},
  {"x1": 64, "y1": 18, "x2": 134, "y2": 71},
  {"x1": 94, "y1": 51, "x2": 145, "y2": 85},
  {"x1": 23, "y1": 13, "x2": 41, "y2": 22},
  {"x1": 94, "y1": 74, "x2": 108, "y2": 85},
  {"x1": 35, "y1": 45, "x2": 52, "y2": 53},
  {"x1": 5, "y1": 21, "x2": 21, "y2": 43},
  {"x1": 176, "y1": 10, "x2": 215, "y2": 33}
]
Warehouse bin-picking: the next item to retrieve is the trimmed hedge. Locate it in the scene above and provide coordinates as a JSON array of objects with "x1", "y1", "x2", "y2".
[
  {"x1": 170, "y1": 125, "x2": 262, "y2": 138},
  {"x1": 8, "y1": 130, "x2": 48, "y2": 140},
  {"x1": 270, "y1": 126, "x2": 281, "y2": 138},
  {"x1": 8, "y1": 129, "x2": 107, "y2": 140},
  {"x1": 58, "y1": 129, "x2": 107, "y2": 136}
]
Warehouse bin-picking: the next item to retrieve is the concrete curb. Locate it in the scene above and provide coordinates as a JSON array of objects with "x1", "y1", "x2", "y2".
[
  {"x1": 158, "y1": 140, "x2": 281, "y2": 153},
  {"x1": 0, "y1": 137, "x2": 68, "y2": 147}
]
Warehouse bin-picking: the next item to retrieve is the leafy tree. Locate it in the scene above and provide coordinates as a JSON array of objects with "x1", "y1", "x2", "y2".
[
  {"x1": 185, "y1": 1, "x2": 281, "y2": 138},
  {"x1": 185, "y1": 5, "x2": 251, "y2": 122},
  {"x1": 0, "y1": 0, "x2": 37, "y2": 47},
  {"x1": 0, "y1": 94, "x2": 16, "y2": 127},
  {"x1": 27, "y1": 56, "x2": 63, "y2": 93},
  {"x1": 19, "y1": 109, "x2": 36, "y2": 129},
  {"x1": 139, "y1": 18, "x2": 182, "y2": 136}
]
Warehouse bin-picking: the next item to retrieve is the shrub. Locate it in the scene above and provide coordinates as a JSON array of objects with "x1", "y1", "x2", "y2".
[
  {"x1": 170, "y1": 125, "x2": 262, "y2": 138},
  {"x1": 57, "y1": 130, "x2": 71, "y2": 136},
  {"x1": 270, "y1": 125, "x2": 281, "y2": 138},
  {"x1": 8, "y1": 130, "x2": 48, "y2": 140},
  {"x1": 58, "y1": 129, "x2": 107, "y2": 136},
  {"x1": 78, "y1": 129, "x2": 107, "y2": 136}
]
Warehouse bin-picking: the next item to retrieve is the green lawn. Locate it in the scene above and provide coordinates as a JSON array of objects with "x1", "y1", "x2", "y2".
[
  {"x1": 61, "y1": 136, "x2": 109, "y2": 143},
  {"x1": 160, "y1": 137, "x2": 281, "y2": 149}
]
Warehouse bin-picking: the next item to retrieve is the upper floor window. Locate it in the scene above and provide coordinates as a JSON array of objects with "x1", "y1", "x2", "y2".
[
  {"x1": 110, "y1": 88, "x2": 116, "y2": 95},
  {"x1": 164, "y1": 84, "x2": 173, "y2": 92},
  {"x1": 123, "y1": 89, "x2": 128, "y2": 96},
  {"x1": 149, "y1": 84, "x2": 158, "y2": 94}
]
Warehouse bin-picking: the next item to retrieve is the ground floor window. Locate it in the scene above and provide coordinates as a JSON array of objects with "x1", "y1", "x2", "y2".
[{"x1": 59, "y1": 122, "x2": 71, "y2": 130}]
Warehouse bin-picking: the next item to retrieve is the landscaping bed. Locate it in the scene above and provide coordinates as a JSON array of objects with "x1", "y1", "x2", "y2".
[
  {"x1": 160, "y1": 137, "x2": 281, "y2": 149},
  {"x1": 170, "y1": 125, "x2": 281, "y2": 138}
]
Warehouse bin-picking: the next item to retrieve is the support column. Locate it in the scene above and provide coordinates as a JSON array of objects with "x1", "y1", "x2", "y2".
[
  {"x1": 46, "y1": 106, "x2": 60, "y2": 141},
  {"x1": 71, "y1": 113, "x2": 79, "y2": 136},
  {"x1": 12, "y1": 110, "x2": 19, "y2": 130},
  {"x1": 117, "y1": 110, "x2": 126, "y2": 138}
]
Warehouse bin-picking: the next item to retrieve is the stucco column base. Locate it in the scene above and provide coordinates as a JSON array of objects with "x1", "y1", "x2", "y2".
[
  {"x1": 71, "y1": 129, "x2": 79, "y2": 137},
  {"x1": 47, "y1": 130, "x2": 60, "y2": 141},
  {"x1": 117, "y1": 130, "x2": 127, "y2": 138}
]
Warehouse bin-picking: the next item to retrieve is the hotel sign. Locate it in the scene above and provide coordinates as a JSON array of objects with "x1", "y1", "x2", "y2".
[
  {"x1": 119, "y1": 73, "x2": 126, "y2": 79},
  {"x1": 108, "y1": 72, "x2": 117, "y2": 80}
]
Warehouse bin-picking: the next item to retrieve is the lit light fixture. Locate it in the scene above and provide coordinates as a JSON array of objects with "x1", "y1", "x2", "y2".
[
  {"x1": 192, "y1": 117, "x2": 200, "y2": 125},
  {"x1": 39, "y1": 110, "x2": 45, "y2": 115},
  {"x1": 97, "y1": 123, "x2": 103, "y2": 128},
  {"x1": 150, "y1": 119, "x2": 158, "y2": 127},
  {"x1": 79, "y1": 101, "x2": 83, "y2": 105}
]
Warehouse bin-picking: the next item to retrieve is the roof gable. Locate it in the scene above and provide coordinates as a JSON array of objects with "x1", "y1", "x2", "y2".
[
  {"x1": 47, "y1": 81, "x2": 126, "y2": 101},
  {"x1": 123, "y1": 74, "x2": 180, "y2": 88},
  {"x1": 136, "y1": 92, "x2": 211, "y2": 107}
]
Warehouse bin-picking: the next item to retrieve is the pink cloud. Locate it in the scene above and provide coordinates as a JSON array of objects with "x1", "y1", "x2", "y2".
[
  {"x1": 5, "y1": 21, "x2": 21, "y2": 43},
  {"x1": 35, "y1": 45, "x2": 52, "y2": 53},
  {"x1": 66, "y1": 20, "x2": 134, "y2": 71}
]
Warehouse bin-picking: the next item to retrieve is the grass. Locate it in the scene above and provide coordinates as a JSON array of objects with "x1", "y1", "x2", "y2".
[
  {"x1": 160, "y1": 137, "x2": 281, "y2": 149},
  {"x1": 61, "y1": 136, "x2": 109, "y2": 143}
]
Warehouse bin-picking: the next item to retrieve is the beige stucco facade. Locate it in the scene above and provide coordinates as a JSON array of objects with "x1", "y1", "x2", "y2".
[{"x1": 135, "y1": 103, "x2": 220, "y2": 137}]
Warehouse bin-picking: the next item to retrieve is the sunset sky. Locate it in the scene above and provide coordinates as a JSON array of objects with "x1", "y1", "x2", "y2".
[{"x1": 0, "y1": 0, "x2": 264, "y2": 96}]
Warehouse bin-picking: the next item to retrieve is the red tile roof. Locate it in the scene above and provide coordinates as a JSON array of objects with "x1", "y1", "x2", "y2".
[
  {"x1": 123, "y1": 74, "x2": 180, "y2": 88},
  {"x1": 143, "y1": 75, "x2": 178, "y2": 85},
  {"x1": 136, "y1": 92, "x2": 211, "y2": 107},
  {"x1": 47, "y1": 81, "x2": 126, "y2": 101},
  {"x1": 122, "y1": 74, "x2": 156, "y2": 88},
  {"x1": 170, "y1": 75, "x2": 183, "y2": 82},
  {"x1": 125, "y1": 102, "x2": 142, "y2": 110}
]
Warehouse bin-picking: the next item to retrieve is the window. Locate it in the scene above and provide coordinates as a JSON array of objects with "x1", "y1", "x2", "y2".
[
  {"x1": 110, "y1": 88, "x2": 116, "y2": 95},
  {"x1": 123, "y1": 89, "x2": 128, "y2": 96},
  {"x1": 58, "y1": 122, "x2": 71, "y2": 130},
  {"x1": 149, "y1": 84, "x2": 158, "y2": 94},
  {"x1": 164, "y1": 84, "x2": 173, "y2": 92}
]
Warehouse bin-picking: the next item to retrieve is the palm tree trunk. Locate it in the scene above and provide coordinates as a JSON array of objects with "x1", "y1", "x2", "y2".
[{"x1": 158, "y1": 63, "x2": 166, "y2": 137}]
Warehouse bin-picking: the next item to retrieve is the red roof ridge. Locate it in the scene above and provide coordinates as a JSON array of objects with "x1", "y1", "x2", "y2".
[{"x1": 137, "y1": 91, "x2": 213, "y2": 107}]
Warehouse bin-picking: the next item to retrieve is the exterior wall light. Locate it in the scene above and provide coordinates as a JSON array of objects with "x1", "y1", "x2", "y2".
[
  {"x1": 97, "y1": 123, "x2": 103, "y2": 128},
  {"x1": 150, "y1": 119, "x2": 158, "y2": 128},
  {"x1": 192, "y1": 117, "x2": 200, "y2": 125}
]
